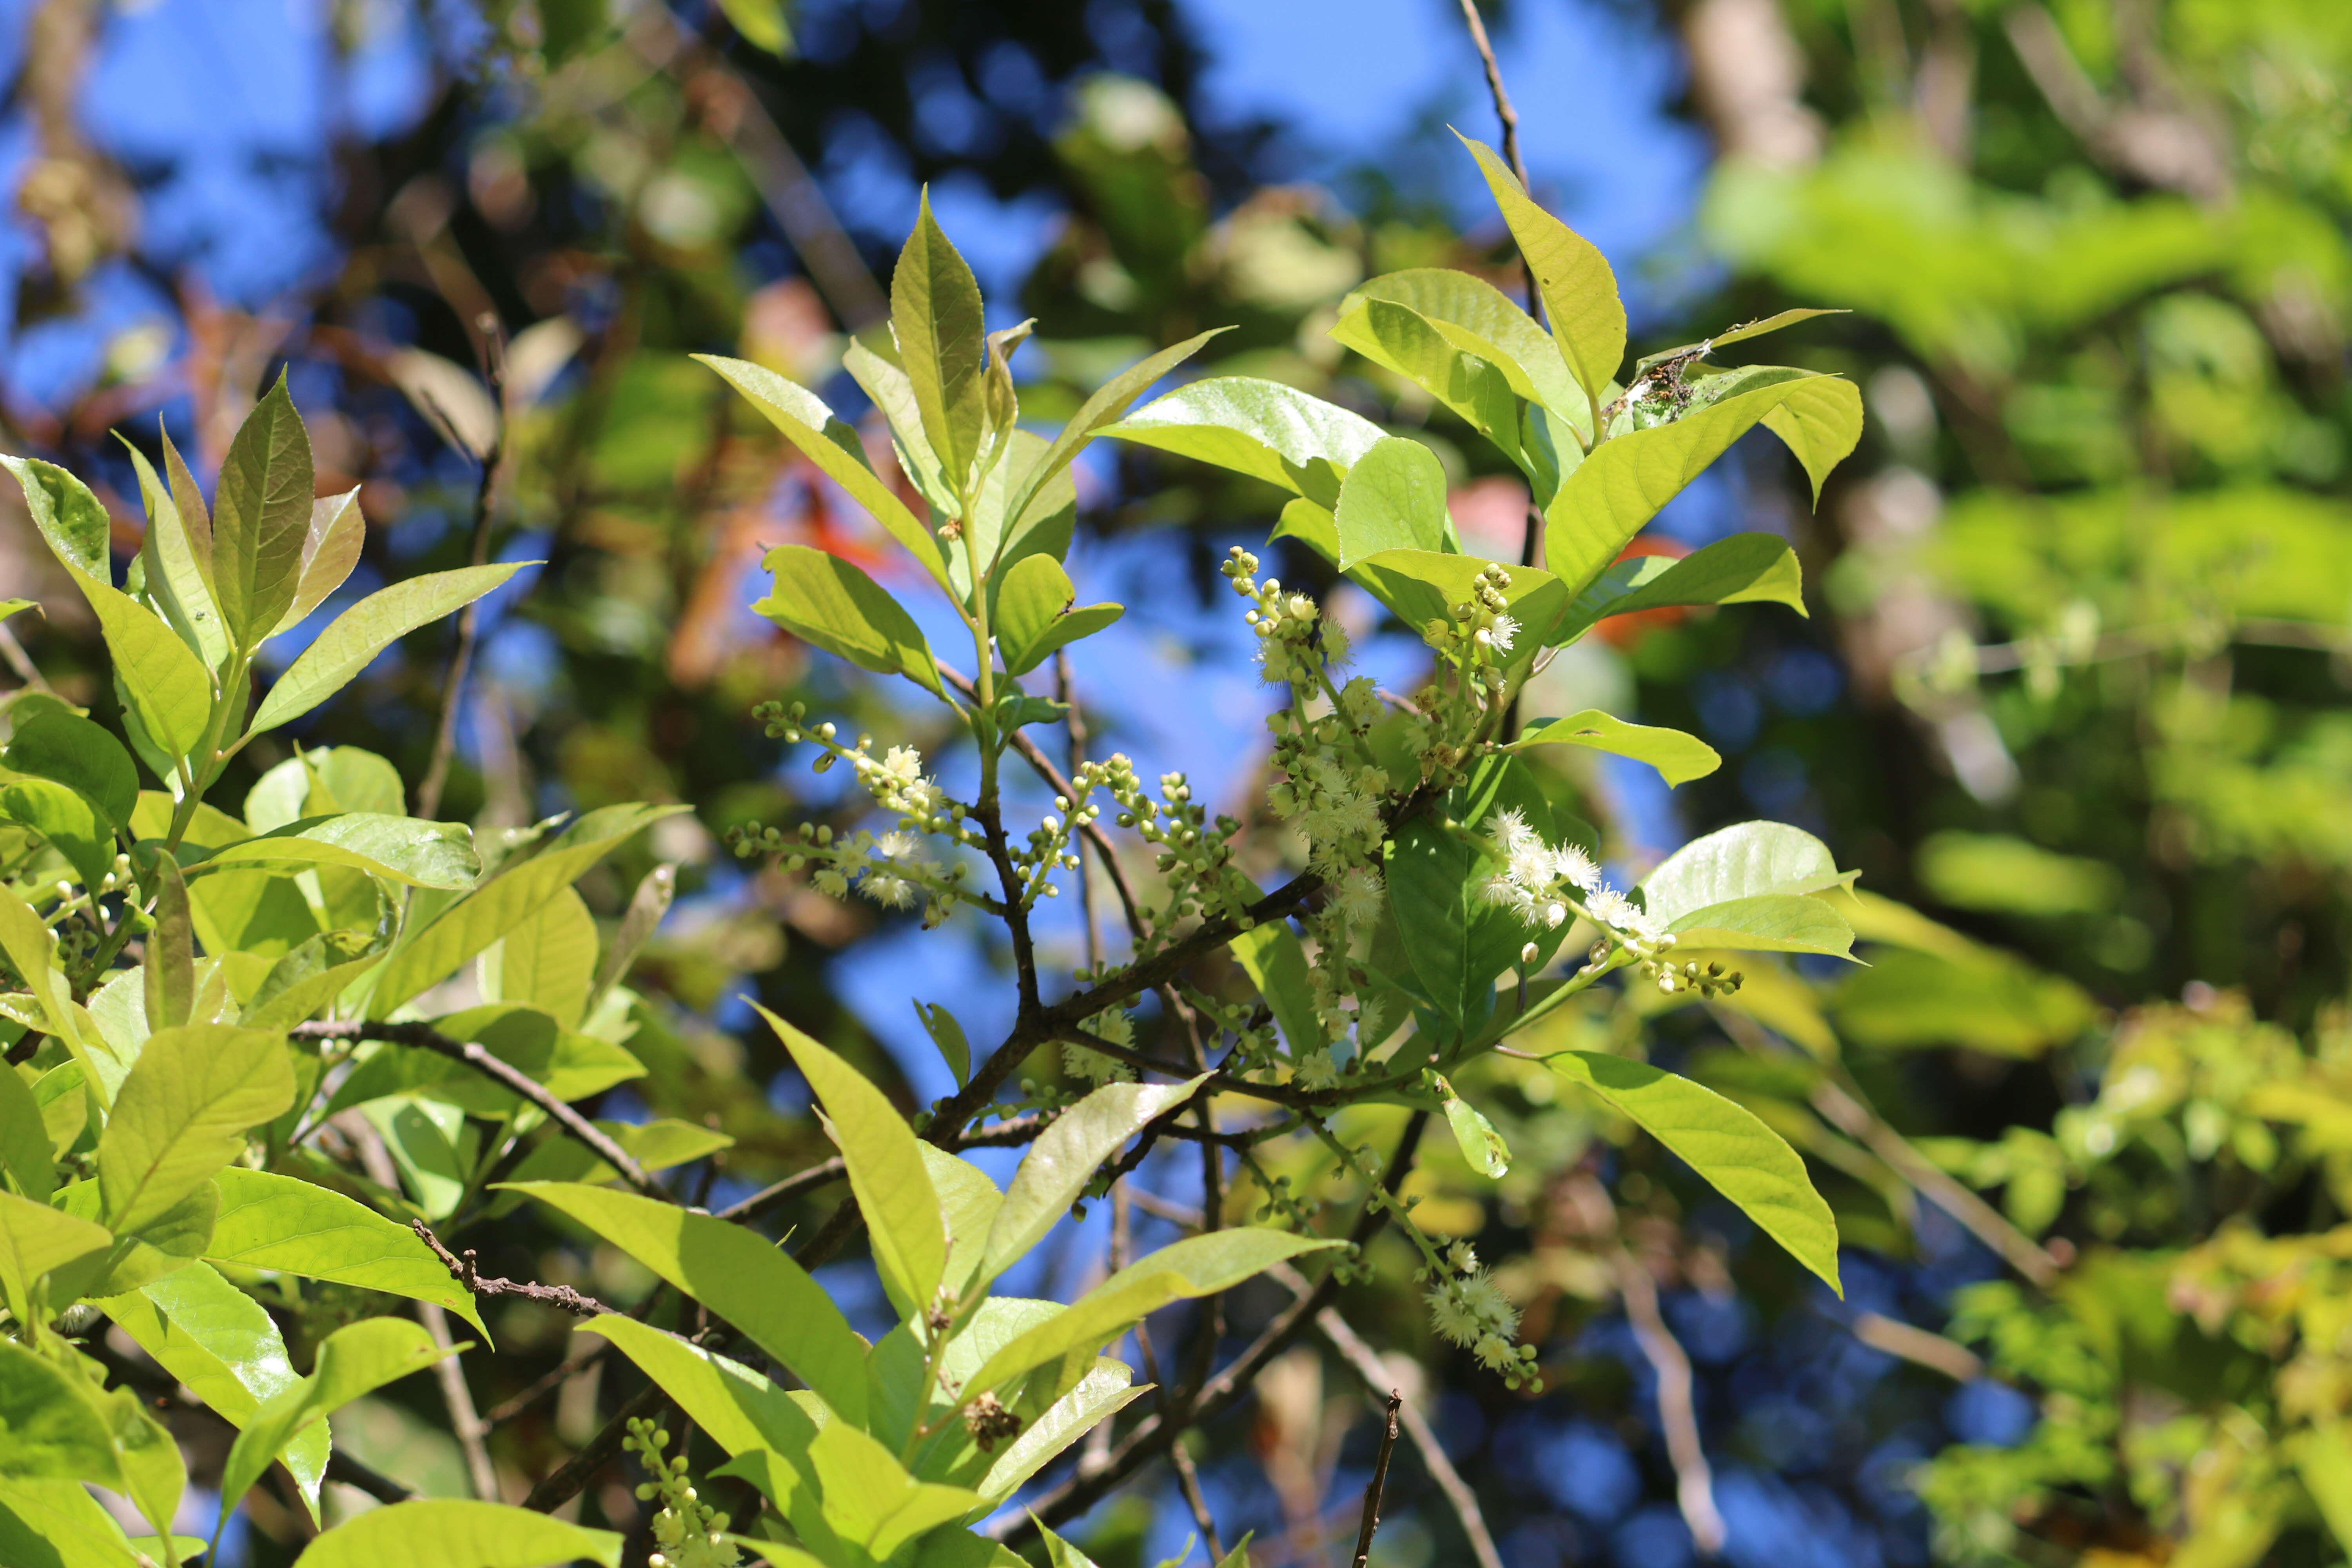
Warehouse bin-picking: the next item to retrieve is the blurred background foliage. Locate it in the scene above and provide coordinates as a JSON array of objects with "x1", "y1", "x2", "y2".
[{"x1": 4, "y1": 0, "x2": 2352, "y2": 1564}]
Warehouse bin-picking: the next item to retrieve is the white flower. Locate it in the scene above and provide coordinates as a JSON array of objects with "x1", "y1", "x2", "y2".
[
  {"x1": 1551, "y1": 844, "x2": 1602, "y2": 891},
  {"x1": 1295, "y1": 1049, "x2": 1341, "y2": 1091},
  {"x1": 1586, "y1": 888, "x2": 1639, "y2": 929},
  {"x1": 1487, "y1": 613, "x2": 1518, "y2": 654},
  {"x1": 1332, "y1": 866, "x2": 1385, "y2": 926},
  {"x1": 813, "y1": 868, "x2": 850, "y2": 898},
  {"x1": 1486, "y1": 809, "x2": 1535, "y2": 856},
  {"x1": 875, "y1": 829, "x2": 929, "y2": 866},
  {"x1": 861, "y1": 872, "x2": 918, "y2": 909},
  {"x1": 879, "y1": 745, "x2": 924, "y2": 782}
]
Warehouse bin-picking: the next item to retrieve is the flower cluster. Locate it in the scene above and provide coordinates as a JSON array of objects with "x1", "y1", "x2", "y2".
[
  {"x1": 625, "y1": 1416, "x2": 739, "y2": 1568},
  {"x1": 1477, "y1": 809, "x2": 1742, "y2": 997},
  {"x1": 1423, "y1": 1240, "x2": 1540, "y2": 1388}
]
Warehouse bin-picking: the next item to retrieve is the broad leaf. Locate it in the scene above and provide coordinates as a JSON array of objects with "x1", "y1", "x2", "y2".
[
  {"x1": 1003, "y1": 328, "x2": 1227, "y2": 524},
  {"x1": 0, "y1": 1339, "x2": 183, "y2": 1543},
  {"x1": 97, "y1": 1025, "x2": 294, "y2": 1232},
  {"x1": 0, "y1": 1188, "x2": 111, "y2": 1319},
  {"x1": 994, "y1": 555, "x2": 1122, "y2": 676},
  {"x1": 893, "y1": 189, "x2": 990, "y2": 502},
  {"x1": 1341, "y1": 268, "x2": 1583, "y2": 421},
  {"x1": 1347, "y1": 551, "x2": 1565, "y2": 662},
  {"x1": 1543, "y1": 1051, "x2": 1841, "y2": 1292},
  {"x1": 1511, "y1": 711, "x2": 1721, "y2": 787},
  {"x1": 1334, "y1": 436, "x2": 1450, "y2": 569},
  {"x1": 1103, "y1": 377, "x2": 1387, "y2": 506},
  {"x1": 1459, "y1": 133, "x2": 1624, "y2": 404},
  {"x1": 1332, "y1": 302, "x2": 1527, "y2": 467},
  {"x1": 977, "y1": 1358, "x2": 1145, "y2": 1501},
  {"x1": 965, "y1": 1228, "x2": 1340, "y2": 1396},
  {"x1": 507, "y1": 1182, "x2": 869, "y2": 1421},
  {"x1": 919, "y1": 1144, "x2": 1001, "y2": 1296},
  {"x1": 210, "y1": 375, "x2": 317, "y2": 648},
  {"x1": 250, "y1": 562, "x2": 528, "y2": 733},
  {"x1": 1553, "y1": 532, "x2": 1806, "y2": 644},
  {"x1": 293, "y1": 1501, "x2": 621, "y2": 1568},
  {"x1": 581, "y1": 1315, "x2": 822, "y2": 1458},
  {"x1": 480, "y1": 885, "x2": 597, "y2": 1027},
  {"x1": 0, "y1": 882, "x2": 85, "y2": 1064},
  {"x1": 1229, "y1": 922, "x2": 1321, "y2": 1056},
  {"x1": 757, "y1": 1004, "x2": 947, "y2": 1317},
  {"x1": 142, "y1": 857, "x2": 195, "y2": 1034},
  {"x1": 190, "y1": 812, "x2": 478, "y2": 890},
  {"x1": 695, "y1": 354, "x2": 953, "y2": 592},
  {"x1": 3, "y1": 708, "x2": 137, "y2": 829},
  {"x1": 221, "y1": 1317, "x2": 448, "y2": 1520},
  {"x1": 1, "y1": 779, "x2": 113, "y2": 894},
  {"x1": 0, "y1": 1476, "x2": 173, "y2": 1568},
  {"x1": 957, "y1": 428, "x2": 1077, "y2": 608},
  {"x1": 205, "y1": 1167, "x2": 486, "y2": 1330},
  {"x1": 1639, "y1": 822, "x2": 1855, "y2": 921},
  {"x1": 1666, "y1": 893, "x2": 1857, "y2": 958},
  {"x1": 981, "y1": 1075, "x2": 1210, "y2": 1288},
  {"x1": 1758, "y1": 374, "x2": 1867, "y2": 502},
  {"x1": 0, "y1": 1067, "x2": 52, "y2": 1203},
  {"x1": 800, "y1": 1419, "x2": 984, "y2": 1558},
  {"x1": 755, "y1": 545, "x2": 946, "y2": 697},
  {"x1": 271, "y1": 488, "x2": 367, "y2": 636}
]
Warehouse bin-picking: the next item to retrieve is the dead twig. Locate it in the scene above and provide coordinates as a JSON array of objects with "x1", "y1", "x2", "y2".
[
  {"x1": 417, "y1": 311, "x2": 508, "y2": 820},
  {"x1": 1349, "y1": 1390, "x2": 1404, "y2": 1568},
  {"x1": 412, "y1": 1221, "x2": 619, "y2": 1318}
]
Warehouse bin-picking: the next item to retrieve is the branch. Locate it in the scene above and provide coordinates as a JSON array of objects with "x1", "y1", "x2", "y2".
[
  {"x1": 413, "y1": 1221, "x2": 620, "y2": 1318},
  {"x1": 713, "y1": 1111, "x2": 1051, "y2": 1224},
  {"x1": 295, "y1": 1020, "x2": 667, "y2": 1201},
  {"x1": 1350, "y1": 1390, "x2": 1404, "y2": 1568},
  {"x1": 325, "y1": 1446, "x2": 417, "y2": 1504},
  {"x1": 524, "y1": 1382, "x2": 662, "y2": 1512},
  {"x1": 1452, "y1": 1, "x2": 1532, "y2": 309}
]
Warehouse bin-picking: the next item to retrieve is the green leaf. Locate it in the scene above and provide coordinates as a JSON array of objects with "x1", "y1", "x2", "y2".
[
  {"x1": 1458, "y1": 133, "x2": 1625, "y2": 403},
  {"x1": 976, "y1": 1358, "x2": 1145, "y2": 1501},
  {"x1": 958, "y1": 429, "x2": 1078, "y2": 607},
  {"x1": 1545, "y1": 376, "x2": 1859, "y2": 595},
  {"x1": 293, "y1": 1501, "x2": 621, "y2": 1568},
  {"x1": 0, "y1": 1476, "x2": 167, "y2": 1568},
  {"x1": 0, "y1": 1188, "x2": 111, "y2": 1320},
  {"x1": 0, "y1": 779, "x2": 113, "y2": 894},
  {"x1": 756, "y1": 1003, "x2": 947, "y2": 1317},
  {"x1": 695, "y1": 353, "x2": 953, "y2": 594},
  {"x1": 190, "y1": 812, "x2": 478, "y2": 890},
  {"x1": 221, "y1": 1316, "x2": 448, "y2": 1521},
  {"x1": 755, "y1": 545, "x2": 946, "y2": 698},
  {"x1": 915, "y1": 1000, "x2": 971, "y2": 1089},
  {"x1": 1552, "y1": 532, "x2": 1805, "y2": 644},
  {"x1": 581, "y1": 1315, "x2": 822, "y2": 1458},
  {"x1": 1103, "y1": 377, "x2": 1388, "y2": 505},
  {"x1": 716, "y1": 0, "x2": 789, "y2": 54},
  {"x1": 480, "y1": 885, "x2": 597, "y2": 1028},
  {"x1": 4, "y1": 708, "x2": 137, "y2": 830},
  {"x1": 1442, "y1": 1092, "x2": 1512, "y2": 1177},
  {"x1": 210, "y1": 375, "x2": 318, "y2": 649},
  {"x1": 0, "y1": 1066, "x2": 53, "y2": 1203},
  {"x1": 1542, "y1": 1051, "x2": 1840, "y2": 1292},
  {"x1": 1632, "y1": 308, "x2": 1849, "y2": 373},
  {"x1": 1229, "y1": 922, "x2": 1322, "y2": 1057},
  {"x1": 96, "y1": 1026, "x2": 292, "y2": 1233},
  {"x1": 804, "y1": 1418, "x2": 985, "y2": 1558},
  {"x1": 967, "y1": 1228, "x2": 1340, "y2": 1396},
  {"x1": 0, "y1": 599, "x2": 31, "y2": 622},
  {"x1": 1341, "y1": 268, "x2": 1583, "y2": 422},
  {"x1": 920, "y1": 1143, "x2": 1001, "y2": 1297},
  {"x1": 0, "y1": 1339, "x2": 183, "y2": 1544},
  {"x1": 242, "y1": 931, "x2": 382, "y2": 1030},
  {"x1": 506, "y1": 1182, "x2": 869, "y2": 1421},
  {"x1": 1332, "y1": 301, "x2": 1529, "y2": 471},
  {"x1": 1346, "y1": 551, "x2": 1566, "y2": 659},
  {"x1": 1004, "y1": 328, "x2": 1228, "y2": 526},
  {"x1": 204, "y1": 1167, "x2": 486, "y2": 1331},
  {"x1": 271, "y1": 489, "x2": 367, "y2": 636},
  {"x1": 1640, "y1": 822, "x2": 1855, "y2": 920},
  {"x1": 1271, "y1": 497, "x2": 1341, "y2": 563},
  {"x1": 364, "y1": 803, "x2": 682, "y2": 1017},
  {"x1": 1385, "y1": 757, "x2": 1567, "y2": 1030},
  {"x1": 981, "y1": 1076, "x2": 1209, "y2": 1289},
  {"x1": 1511, "y1": 711, "x2": 1722, "y2": 788},
  {"x1": 586, "y1": 862, "x2": 673, "y2": 1016},
  {"x1": 98, "y1": 1262, "x2": 328, "y2": 1514},
  {"x1": 56, "y1": 1169, "x2": 216, "y2": 1300},
  {"x1": 1334, "y1": 436, "x2": 1451, "y2": 569},
  {"x1": 143, "y1": 857, "x2": 195, "y2": 1034},
  {"x1": 125, "y1": 441, "x2": 228, "y2": 673},
  {"x1": 0, "y1": 882, "x2": 103, "y2": 1094},
  {"x1": 893, "y1": 190, "x2": 991, "y2": 503},
  {"x1": 361, "y1": 1096, "x2": 466, "y2": 1220},
  {"x1": 993, "y1": 555, "x2": 1123, "y2": 676},
  {"x1": 4, "y1": 454, "x2": 107, "y2": 578},
  {"x1": 249, "y1": 563, "x2": 528, "y2": 733},
  {"x1": 845, "y1": 337, "x2": 958, "y2": 515},
  {"x1": 1665, "y1": 893, "x2": 1856, "y2": 957}
]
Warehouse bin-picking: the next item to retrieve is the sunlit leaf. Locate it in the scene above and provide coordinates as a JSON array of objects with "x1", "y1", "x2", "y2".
[
  {"x1": 1511, "y1": 710, "x2": 1722, "y2": 787},
  {"x1": 1104, "y1": 377, "x2": 1387, "y2": 505},
  {"x1": 210, "y1": 374, "x2": 318, "y2": 649},
  {"x1": 249, "y1": 563, "x2": 529, "y2": 733},
  {"x1": 1459, "y1": 132, "x2": 1624, "y2": 404},
  {"x1": 981, "y1": 1076, "x2": 1209, "y2": 1289},
  {"x1": 205, "y1": 1167, "x2": 485, "y2": 1331},
  {"x1": 293, "y1": 1501, "x2": 621, "y2": 1568},
  {"x1": 755, "y1": 545, "x2": 946, "y2": 697}
]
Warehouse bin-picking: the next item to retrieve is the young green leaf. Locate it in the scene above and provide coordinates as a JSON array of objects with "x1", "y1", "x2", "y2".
[
  {"x1": 1346, "y1": 551, "x2": 1566, "y2": 656},
  {"x1": 921, "y1": 1143, "x2": 1003, "y2": 1296},
  {"x1": 1334, "y1": 436, "x2": 1451, "y2": 569},
  {"x1": 1543, "y1": 1051, "x2": 1842, "y2": 1292},
  {"x1": 219, "y1": 1317, "x2": 448, "y2": 1523},
  {"x1": 0, "y1": 779, "x2": 114, "y2": 894},
  {"x1": 893, "y1": 189, "x2": 991, "y2": 502},
  {"x1": 1639, "y1": 822, "x2": 1857, "y2": 920},
  {"x1": 507, "y1": 1182, "x2": 870, "y2": 1421},
  {"x1": 1229, "y1": 922, "x2": 1321, "y2": 1056},
  {"x1": 980, "y1": 1075, "x2": 1210, "y2": 1289},
  {"x1": 586, "y1": 861, "x2": 674, "y2": 1015},
  {"x1": 270, "y1": 488, "x2": 367, "y2": 635},
  {"x1": 97, "y1": 1025, "x2": 296, "y2": 1232},
  {"x1": 143, "y1": 856, "x2": 195, "y2": 1034},
  {"x1": 1001, "y1": 327, "x2": 1229, "y2": 525},
  {"x1": 977, "y1": 1358, "x2": 1146, "y2": 1502},
  {"x1": 1457, "y1": 132, "x2": 1626, "y2": 405},
  {"x1": 1342, "y1": 269, "x2": 1584, "y2": 420},
  {"x1": 205, "y1": 1169, "x2": 486, "y2": 1330},
  {"x1": 755, "y1": 544, "x2": 946, "y2": 697},
  {"x1": 993, "y1": 555, "x2": 1123, "y2": 675},
  {"x1": 1103, "y1": 377, "x2": 1387, "y2": 505},
  {"x1": 1632, "y1": 308, "x2": 1851, "y2": 374},
  {"x1": 1510, "y1": 711, "x2": 1722, "y2": 788},
  {"x1": 0, "y1": 1475, "x2": 174, "y2": 1568},
  {"x1": 959, "y1": 428, "x2": 1077, "y2": 607},
  {"x1": 0, "y1": 1339, "x2": 184, "y2": 1548},
  {"x1": 846, "y1": 336, "x2": 959, "y2": 515},
  {"x1": 4, "y1": 707, "x2": 138, "y2": 829},
  {"x1": 209, "y1": 374, "x2": 318, "y2": 649},
  {"x1": 915, "y1": 1000, "x2": 971, "y2": 1088},
  {"x1": 1552, "y1": 532, "x2": 1805, "y2": 645},
  {"x1": 755, "y1": 1002, "x2": 947, "y2": 1317},
  {"x1": 1332, "y1": 301, "x2": 1527, "y2": 460},
  {"x1": 0, "y1": 882, "x2": 93, "y2": 1086},
  {"x1": 123, "y1": 441, "x2": 228, "y2": 671},
  {"x1": 480, "y1": 884, "x2": 597, "y2": 1027},
  {"x1": 1759, "y1": 374, "x2": 1868, "y2": 502},
  {"x1": 695, "y1": 353, "x2": 955, "y2": 593},
  {"x1": 1665, "y1": 893, "x2": 1857, "y2": 957},
  {"x1": 804, "y1": 1417, "x2": 985, "y2": 1559},
  {"x1": 249, "y1": 561, "x2": 529, "y2": 733},
  {"x1": 189, "y1": 812, "x2": 479, "y2": 890},
  {"x1": 1442, "y1": 1092, "x2": 1512, "y2": 1177},
  {"x1": 292, "y1": 1503, "x2": 622, "y2": 1568}
]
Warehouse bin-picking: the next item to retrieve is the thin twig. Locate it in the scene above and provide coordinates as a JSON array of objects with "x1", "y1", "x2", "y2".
[
  {"x1": 417, "y1": 310, "x2": 507, "y2": 820},
  {"x1": 412, "y1": 1221, "x2": 620, "y2": 1318},
  {"x1": 524, "y1": 1383, "x2": 663, "y2": 1512},
  {"x1": 1350, "y1": 1389, "x2": 1404, "y2": 1568},
  {"x1": 1453, "y1": 0, "x2": 1534, "y2": 312},
  {"x1": 0, "y1": 619, "x2": 51, "y2": 692},
  {"x1": 296, "y1": 1020, "x2": 668, "y2": 1200},
  {"x1": 325, "y1": 1446, "x2": 417, "y2": 1503},
  {"x1": 1058, "y1": 647, "x2": 1104, "y2": 974},
  {"x1": 1311, "y1": 1298, "x2": 1504, "y2": 1568}
]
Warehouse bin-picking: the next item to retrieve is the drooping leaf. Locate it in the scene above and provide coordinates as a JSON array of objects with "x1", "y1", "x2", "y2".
[
  {"x1": 1459, "y1": 133, "x2": 1625, "y2": 404},
  {"x1": 220, "y1": 1317, "x2": 448, "y2": 1521},
  {"x1": 1332, "y1": 302, "x2": 1527, "y2": 467},
  {"x1": 506, "y1": 1182, "x2": 869, "y2": 1421},
  {"x1": 479, "y1": 885, "x2": 597, "y2": 1027},
  {"x1": 915, "y1": 1000, "x2": 971, "y2": 1089},
  {"x1": 980, "y1": 1075, "x2": 1210, "y2": 1289},
  {"x1": 1511, "y1": 711, "x2": 1722, "y2": 788},
  {"x1": 993, "y1": 555, "x2": 1122, "y2": 676},
  {"x1": 0, "y1": 1476, "x2": 169, "y2": 1568},
  {"x1": 1665, "y1": 893, "x2": 1857, "y2": 957},
  {"x1": 1334, "y1": 436, "x2": 1451, "y2": 569},
  {"x1": 209, "y1": 374, "x2": 318, "y2": 649},
  {"x1": 965, "y1": 1228, "x2": 1341, "y2": 1396},
  {"x1": 756, "y1": 1004, "x2": 947, "y2": 1317},
  {"x1": 976, "y1": 1358, "x2": 1145, "y2": 1501},
  {"x1": 1442, "y1": 1091, "x2": 1512, "y2": 1177},
  {"x1": 249, "y1": 563, "x2": 529, "y2": 733},
  {"x1": 56, "y1": 1177, "x2": 216, "y2": 1299},
  {"x1": 204, "y1": 1167, "x2": 486, "y2": 1331},
  {"x1": 1552, "y1": 532, "x2": 1806, "y2": 645},
  {"x1": 0, "y1": 880, "x2": 85, "y2": 1060},
  {"x1": 96, "y1": 1026, "x2": 294, "y2": 1232},
  {"x1": 893, "y1": 191, "x2": 991, "y2": 503},
  {"x1": 0, "y1": 1339, "x2": 183, "y2": 1544},
  {"x1": 695, "y1": 354, "x2": 954, "y2": 593},
  {"x1": 1103, "y1": 377, "x2": 1387, "y2": 506},
  {"x1": 3, "y1": 708, "x2": 138, "y2": 829},
  {"x1": 755, "y1": 545, "x2": 946, "y2": 698},
  {"x1": 1545, "y1": 376, "x2": 1860, "y2": 595},
  {"x1": 1543, "y1": 1051, "x2": 1841, "y2": 1293},
  {"x1": 586, "y1": 862, "x2": 674, "y2": 1015},
  {"x1": 294, "y1": 1501, "x2": 622, "y2": 1568}
]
